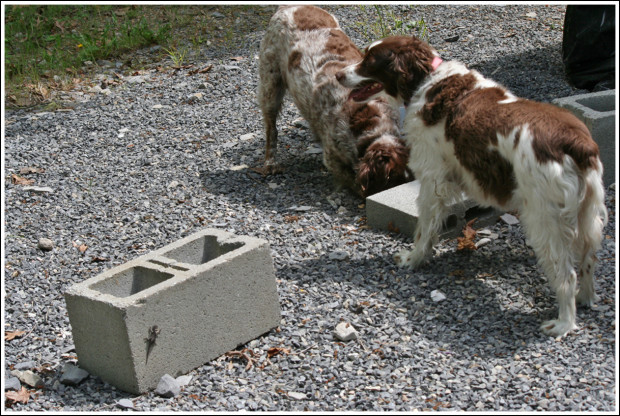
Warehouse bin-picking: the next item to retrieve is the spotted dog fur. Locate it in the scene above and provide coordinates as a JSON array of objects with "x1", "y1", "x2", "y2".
[{"x1": 258, "y1": 6, "x2": 413, "y2": 197}]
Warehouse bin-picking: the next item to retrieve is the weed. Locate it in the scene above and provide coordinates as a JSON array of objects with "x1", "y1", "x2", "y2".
[
  {"x1": 355, "y1": 5, "x2": 428, "y2": 44},
  {"x1": 163, "y1": 45, "x2": 188, "y2": 68}
]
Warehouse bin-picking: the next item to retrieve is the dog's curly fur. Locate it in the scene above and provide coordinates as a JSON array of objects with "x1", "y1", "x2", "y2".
[
  {"x1": 257, "y1": 6, "x2": 413, "y2": 197},
  {"x1": 337, "y1": 35, "x2": 608, "y2": 338}
]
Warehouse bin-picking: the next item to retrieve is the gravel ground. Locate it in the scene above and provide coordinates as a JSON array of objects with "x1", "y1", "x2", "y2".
[{"x1": 3, "y1": 4, "x2": 617, "y2": 412}]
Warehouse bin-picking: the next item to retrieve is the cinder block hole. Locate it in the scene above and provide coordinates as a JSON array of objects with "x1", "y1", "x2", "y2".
[
  {"x1": 575, "y1": 95, "x2": 615, "y2": 112},
  {"x1": 163, "y1": 236, "x2": 243, "y2": 265},
  {"x1": 443, "y1": 214, "x2": 458, "y2": 230},
  {"x1": 464, "y1": 205, "x2": 497, "y2": 224},
  {"x1": 90, "y1": 266, "x2": 174, "y2": 297}
]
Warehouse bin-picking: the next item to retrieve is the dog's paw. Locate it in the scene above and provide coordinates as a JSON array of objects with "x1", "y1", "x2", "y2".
[
  {"x1": 540, "y1": 319, "x2": 577, "y2": 338},
  {"x1": 394, "y1": 249, "x2": 426, "y2": 269},
  {"x1": 252, "y1": 163, "x2": 283, "y2": 176},
  {"x1": 394, "y1": 249, "x2": 413, "y2": 268}
]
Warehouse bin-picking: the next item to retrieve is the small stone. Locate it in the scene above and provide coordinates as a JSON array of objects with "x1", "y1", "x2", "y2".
[
  {"x1": 38, "y1": 238, "x2": 54, "y2": 251},
  {"x1": 23, "y1": 186, "x2": 54, "y2": 193},
  {"x1": 116, "y1": 399, "x2": 135, "y2": 409},
  {"x1": 475, "y1": 238, "x2": 492, "y2": 248},
  {"x1": 13, "y1": 361, "x2": 36, "y2": 371},
  {"x1": 125, "y1": 75, "x2": 146, "y2": 84},
  {"x1": 155, "y1": 374, "x2": 181, "y2": 398},
  {"x1": 430, "y1": 290, "x2": 446, "y2": 302},
  {"x1": 537, "y1": 398, "x2": 549, "y2": 409},
  {"x1": 5, "y1": 376, "x2": 21, "y2": 391},
  {"x1": 304, "y1": 146, "x2": 323, "y2": 155},
  {"x1": 152, "y1": 104, "x2": 163, "y2": 109},
  {"x1": 13, "y1": 370, "x2": 45, "y2": 389},
  {"x1": 240, "y1": 133, "x2": 256, "y2": 141},
  {"x1": 176, "y1": 375, "x2": 192, "y2": 387},
  {"x1": 293, "y1": 118, "x2": 309, "y2": 129},
  {"x1": 60, "y1": 363, "x2": 89, "y2": 386},
  {"x1": 500, "y1": 213, "x2": 520, "y2": 225},
  {"x1": 329, "y1": 251, "x2": 349, "y2": 261},
  {"x1": 288, "y1": 391, "x2": 307, "y2": 400},
  {"x1": 230, "y1": 165, "x2": 248, "y2": 171},
  {"x1": 333, "y1": 322, "x2": 358, "y2": 342}
]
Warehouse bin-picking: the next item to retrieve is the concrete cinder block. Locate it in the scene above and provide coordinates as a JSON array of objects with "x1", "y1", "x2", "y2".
[
  {"x1": 64, "y1": 229, "x2": 281, "y2": 394},
  {"x1": 553, "y1": 89, "x2": 616, "y2": 186},
  {"x1": 366, "y1": 180, "x2": 501, "y2": 240}
]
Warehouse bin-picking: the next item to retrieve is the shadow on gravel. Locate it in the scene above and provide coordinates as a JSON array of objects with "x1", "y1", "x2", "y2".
[
  {"x1": 276, "y1": 247, "x2": 555, "y2": 360},
  {"x1": 467, "y1": 44, "x2": 583, "y2": 102},
  {"x1": 199, "y1": 137, "x2": 363, "y2": 209}
]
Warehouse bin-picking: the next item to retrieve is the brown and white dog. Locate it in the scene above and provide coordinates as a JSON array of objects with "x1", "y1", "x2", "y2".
[
  {"x1": 257, "y1": 6, "x2": 413, "y2": 197},
  {"x1": 337, "y1": 35, "x2": 608, "y2": 337}
]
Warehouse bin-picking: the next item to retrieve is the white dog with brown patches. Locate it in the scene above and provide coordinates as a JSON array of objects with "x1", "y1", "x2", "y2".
[
  {"x1": 337, "y1": 35, "x2": 608, "y2": 338},
  {"x1": 258, "y1": 6, "x2": 413, "y2": 197}
]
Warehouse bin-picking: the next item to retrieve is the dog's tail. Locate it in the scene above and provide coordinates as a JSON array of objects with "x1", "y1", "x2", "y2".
[{"x1": 576, "y1": 160, "x2": 608, "y2": 262}]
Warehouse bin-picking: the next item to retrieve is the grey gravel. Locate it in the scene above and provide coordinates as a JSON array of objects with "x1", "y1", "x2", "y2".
[
  {"x1": 2, "y1": 4, "x2": 616, "y2": 412},
  {"x1": 59, "y1": 364, "x2": 90, "y2": 386},
  {"x1": 5, "y1": 377, "x2": 21, "y2": 391},
  {"x1": 155, "y1": 374, "x2": 181, "y2": 398}
]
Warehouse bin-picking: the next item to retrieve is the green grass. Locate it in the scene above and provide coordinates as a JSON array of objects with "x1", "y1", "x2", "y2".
[
  {"x1": 4, "y1": 5, "x2": 171, "y2": 81},
  {"x1": 4, "y1": 5, "x2": 276, "y2": 108},
  {"x1": 355, "y1": 5, "x2": 429, "y2": 44}
]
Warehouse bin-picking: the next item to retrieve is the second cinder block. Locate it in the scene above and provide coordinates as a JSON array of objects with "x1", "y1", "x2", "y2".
[
  {"x1": 366, "y1": 180, "x2": 501, "y2": 239},
  {"x1": 64, "y1": 229, "x2": 281, "y2": 394},
  {"x1": 553, "y1": 90, "x2": 616, "y2": 186}
]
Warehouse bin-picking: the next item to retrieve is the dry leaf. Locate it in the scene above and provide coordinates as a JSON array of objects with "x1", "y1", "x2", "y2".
[
  {"x1": 19, "y1": 167, "x2": 45, "y2": 174},
  {"x1": 457, "y1": 218, "x2": 478, "y2": 251},
  {"x1": 267, "y1": 347, "x2": 291, "y2": 358},
  {"x1": 72, "y1": 241, "x2": 88, "y2": 253},
  {"x1": 11, "y1": 174, "x2": 35, "y2": 186},
  {"x1": 5, "y1": 386, "x2": 31, "y2": 406},
  {"x1": 387, "y1": 221, "x2": 400, "y2": 234},
  {"x1": 188, "y1": 65, "x2": 213, "y2": 76},
  {"x1": 5, "y1": 330, "x2": 26, "y2": 341}
]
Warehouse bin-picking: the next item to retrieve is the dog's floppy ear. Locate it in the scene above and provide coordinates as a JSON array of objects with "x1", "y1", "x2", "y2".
[{"x1": 356, "y1": 140, "x2": 412, "y2": 197}]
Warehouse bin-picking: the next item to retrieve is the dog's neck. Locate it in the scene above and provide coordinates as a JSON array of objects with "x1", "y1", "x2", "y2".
[{"x1": 403, "y1": 56, "x2": 443, "y2": 107}]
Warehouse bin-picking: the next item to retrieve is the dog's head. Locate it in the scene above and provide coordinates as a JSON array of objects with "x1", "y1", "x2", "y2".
[
  {"x1": 336, "y1": 36, "x2": 438, "y2": 106},
  {"x1": 356, "y1": 135, "x2": 414, "y2": 197}
]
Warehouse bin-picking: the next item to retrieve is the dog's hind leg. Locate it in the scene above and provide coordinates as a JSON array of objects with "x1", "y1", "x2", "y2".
[
  {"x1": 575, "y1": 169, "x2": 607, "y2": 307},
  {"x1": 257, "y1": 49, "x2": 286, "y2": 175},
  {"x1": 519, "y1": 189, "x2": 581, "y2": 338}
]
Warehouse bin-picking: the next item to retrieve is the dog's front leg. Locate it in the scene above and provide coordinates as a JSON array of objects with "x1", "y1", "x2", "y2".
[{"x1": 394, "y1": 179, "x2": 449, "y2": 268}]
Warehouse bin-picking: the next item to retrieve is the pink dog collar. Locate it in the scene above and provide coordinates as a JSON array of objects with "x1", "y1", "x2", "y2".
[{"x1": 431, "y1": 56, "x2": 443, "y2": 71}]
